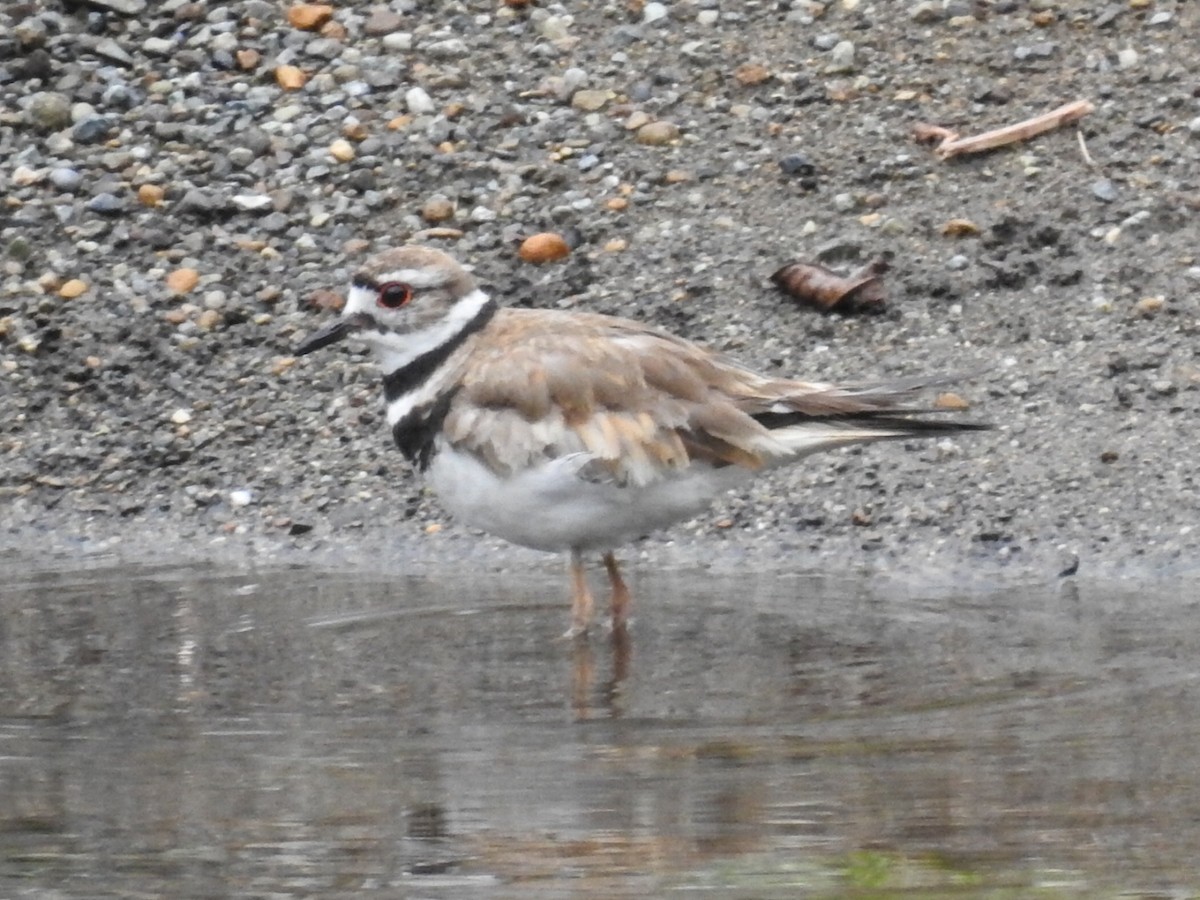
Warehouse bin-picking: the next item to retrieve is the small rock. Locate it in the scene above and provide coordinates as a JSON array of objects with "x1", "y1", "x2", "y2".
[
  {"x1": 142, "y1": 36, "x2": 175, "y2": 56},
  {"x1": 287, "y1": 3, "x2": 333, "y2": 30},
  {"x1": 1091, "y1": 179, "x2": 1118, "y2": 203},
  {"x1": 72, "y1": 116, "x2": 113, "y2": 144},
  {"x1": 421, "y1": 197, "x2": 455, "y2": 223},
  {"x1": 364, "y1": 8, "x2": 404, "y2": 35},
  {"x1": 275, "y1": 65, "x2": 307, "y2": 90},
  {"x1": 941, "y1": 218, "x2": 981, "y2": 237},
  {"x1": 232, "y1": 194, "x2": 274, "y2": 212},
  {"x1": 733, "y1": 63, "x2": 771, "y2": 86},
  {"x1": 1135, "y1": 296, "x2": 1165, "y2": 316},
  {"x1": 94, "y1": 38, "x2": 135, "y2": 66},
  {"x1": 624, "y1": 110, "x2": 652, "y2": 131},
  {"x1": 59, "y1": 279, "x2": 88, "y2": 299},
  {"x1": 829, "y1": 40, "x2": 855, "y2": 71},
  {"x1": 642, "y1": 2, "x2": 669, "y2": 24},
  {"x1": 11, "y1": 165, "x2": 42, "y2": 187},
  {"x1": 329, "y1": 139, "x2": 355, "y2": 162},
  {"x1": 1116, "y1": 47, "x2": 1138, "y2": 69},
  {"x1": 167, "y1": 268, "x2": 200, "y2": 294},
  {"x1": 946, "y1": 254, "x2": 970, "y2": 270},
  {"x1": 779, "y1": 153, "x2": 816, "y2": 176},
  {"x1": 49, "y1": 168, "x2": 82, "y2": 192},
  {"x1": 229, "y1": 490, "x2": 254, "y2": 509},
  {"x1": 571, "y1": 89, "x2": 610, "y2": 112},
  {"x1": 87, "y1": 193, "x2": 125, "y2": 215},
  {"x1": 170, "y1": 408, "x2": 193, "y2": 425},
  {"x1": 405, "y1": 86, "x2": 436, "y2": 115},
  {"x1": 26, "y1": 92, "x2": 72, "y2": 132},
  {"x1": 635, "y1": 121, "x2": 680, "y2": 145},
  {"x1": 697, "y1": 10, "x2": 719, "y2": 25},
  {"x1": 197, "y1": 309, "x2": 223, "y2": 331},
  {"x1": 138, "y1": 184, "x2": 165, "y2": 206},
  {"x1": 519, "y1": 233, "x2": 571, "y2": 264},
  {"x1": 935, "y1": 392, "x2": 970, "y2": 410}
]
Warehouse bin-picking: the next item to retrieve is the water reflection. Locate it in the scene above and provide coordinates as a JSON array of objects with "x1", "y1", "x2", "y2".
[{"x1": 1, "y1": 560, "x2": 1198, "y2": 896}]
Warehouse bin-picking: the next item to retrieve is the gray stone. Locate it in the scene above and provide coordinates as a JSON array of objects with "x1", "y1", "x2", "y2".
[
  {"x1": 26, "y1": 92, "x2": 72, "y2": 132},
  {"x1": 1091, "y1": 179, "x2": 1118, "y2": 203},
  {"x1": 49, "y1": 168, "x2": 83, "y2": 192},
  {"x1": 72, "y1": 117, "x2": 113, "y2": 144},
  {"x1": 405, "y1": 87, "x2": 436, "y2": 115},
  {"x1": 142, "y1": 37, "x2": 176, "y2": 56},
  {"x1": 87, "y1": 193, "x2": 126, "y2": 215},
  {"x1": 643, "y1": 2, "x2": 669, "y2": 23},
  {"x1": 364, "y1": 9, "x2": 404, "y2": 36}
]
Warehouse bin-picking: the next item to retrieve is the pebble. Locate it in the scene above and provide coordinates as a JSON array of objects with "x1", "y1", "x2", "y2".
[
  {"x1": 229, "y1": 490, "x2": 254, "y2": 509},
  {"x1": 946, "y1": 254, "x2": 969, "y2": 270},
  {"x1": 170, "y1": 409, "x2": 193, "y2": 426},
  {"x1": 142, "y1": 36, "x2": 174, "y2": 56},
  {"x1": 1117, "y1": 47, "x2": 1138, "y2": 69},
  {"x1": 1091, "y1": 179, "x2": 1118, "y2": 203},
  {"x1": 405, "y1": 87, "x2": 436, "y2": 115},
  {"x1": 329, "y1": 139, "x2": 355, "y2": 162},
  {"x1": 138, "y1": 184, "x2": 165, "y2": 206},
  {"x1": 779, "y1": 153, "x2": 817, "y2": 176},
  {"x1": 288, "y1": 3, "x2": 334, "y2": 31},
  {"x1": 26, "y1": 92, "x2": 72, "y2": 131},
  {"x1": 167, "y1": 268, "x2": 200, "y2": 294},
  {"x1": 635, "y1": 121, "x2": 680, "y2": 145},
  {"x1": 59, "y1": 279, "x2": 88, "y2": 299},
  {"x1": 49, "y1": 168, "x2": 82, "y2": 192},
  {"x1": 364, "y1": 9, "x2": 403, "y2": 35},
  {"x1": 829, "y1": 40, "x2": 856, "y2": 71},
  {"x1": 571, "y1": 89, "x2": 610, "y2": 112},
  {"x1": 72, "y1": 117, "x2": 112, "y2": 144},
  {"x1": 87, "y1": 193, "x2": 125, "y2": 215},
  {"x1": 421, "y1": 197, "x2": 455, "y2": 222},
  {"x1": 276, "y1": 66, "x2": 307, "y2": 90},
  {"x1": 518, "y1": 233, "x2": 571, "y2": 264},
  {"x1": 643, "y1": 2, "x2": 669, "y2": 24}
]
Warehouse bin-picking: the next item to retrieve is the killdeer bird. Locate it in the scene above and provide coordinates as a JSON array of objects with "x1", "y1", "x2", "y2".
[{"x1": 297, "y1": 246, "x2": 988, "y2": 636}]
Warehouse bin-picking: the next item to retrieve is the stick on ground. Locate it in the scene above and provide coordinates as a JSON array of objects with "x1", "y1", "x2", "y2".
[{"x1": 914, "y1": 99, "x2": 1096, "y2": 160}]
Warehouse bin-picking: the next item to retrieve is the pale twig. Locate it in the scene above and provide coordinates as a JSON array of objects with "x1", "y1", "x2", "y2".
[
  {"x1": 914, "y1": 99, "x2": 1096, "y2": 160},
  {"x1": 1076, "y1": 129, "x2": 1096, "y2": 168}
]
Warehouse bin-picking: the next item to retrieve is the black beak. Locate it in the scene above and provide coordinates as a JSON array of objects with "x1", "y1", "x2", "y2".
[{"x1": 295, "y1": 313, "x2": 371, "y2": 356}]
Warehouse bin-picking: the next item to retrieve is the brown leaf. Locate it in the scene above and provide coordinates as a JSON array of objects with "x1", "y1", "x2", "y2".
[{"x1": 771, "y1": 257, "x2": 888, "y2": 313}]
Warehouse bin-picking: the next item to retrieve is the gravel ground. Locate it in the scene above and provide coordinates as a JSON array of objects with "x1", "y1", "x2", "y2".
[{"x1": 2, "y1": 0, "x2": 1199, "y2": 585}]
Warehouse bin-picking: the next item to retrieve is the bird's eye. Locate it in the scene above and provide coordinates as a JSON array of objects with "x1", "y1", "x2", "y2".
[{"x1": 377, "y1": 282, "x2": 412, "y2": 310}]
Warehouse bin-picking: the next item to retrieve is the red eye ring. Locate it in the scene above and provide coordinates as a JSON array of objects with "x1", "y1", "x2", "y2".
[{"x1": 377, "y1": 281, "x2": 412, "y2": 310}]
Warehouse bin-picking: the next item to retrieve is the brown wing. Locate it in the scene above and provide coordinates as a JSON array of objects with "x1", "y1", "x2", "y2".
[{"x1": 441, "y1": 309, "x2": 788, "y2": 485}]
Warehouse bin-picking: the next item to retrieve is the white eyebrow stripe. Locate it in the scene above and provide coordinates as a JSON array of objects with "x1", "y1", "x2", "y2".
[{"x1": 374, "y1": 268, "x2": 451, "y2": 289}]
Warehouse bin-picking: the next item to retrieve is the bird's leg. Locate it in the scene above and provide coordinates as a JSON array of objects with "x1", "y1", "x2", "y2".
[
  {"x1": 603, "y1": 551, "x2": 632, "y2": 632},
  {"x1": 565, "y1": 548, "x2": 594, "y2": 638}
]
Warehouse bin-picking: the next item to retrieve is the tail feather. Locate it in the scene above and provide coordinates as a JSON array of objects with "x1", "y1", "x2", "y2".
[{"x1": 765, "y1": 415, "x2": 990, "y2": 458}]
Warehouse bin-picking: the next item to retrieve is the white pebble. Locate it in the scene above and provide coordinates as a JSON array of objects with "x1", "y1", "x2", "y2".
[
  {"x1": 170, "y1": 408, "x2": 193, "y2": 425},
  {"x1": 405, "y1": 87, "x2": 435, "y2": 115},
  {"x1": 229, "y1": 489, "x2": 254, "y2": 509},
  {"x1": 643, "y1": 2, "x2": 668, "y2": 23}
]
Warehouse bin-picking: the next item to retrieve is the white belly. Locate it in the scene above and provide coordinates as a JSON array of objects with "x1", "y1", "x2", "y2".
[{"x1": 426, "y1": 447, "x2": 751, "y2": 552}]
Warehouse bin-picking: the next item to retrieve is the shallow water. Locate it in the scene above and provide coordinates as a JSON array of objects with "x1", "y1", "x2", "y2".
[{"x1": 1, "y1": 560, "x2": 1198, "y2": 898}]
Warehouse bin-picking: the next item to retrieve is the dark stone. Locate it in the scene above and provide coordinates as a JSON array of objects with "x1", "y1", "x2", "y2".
[{"x1": 779, "y1": 153, "x2": 816, "y2": 176}]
